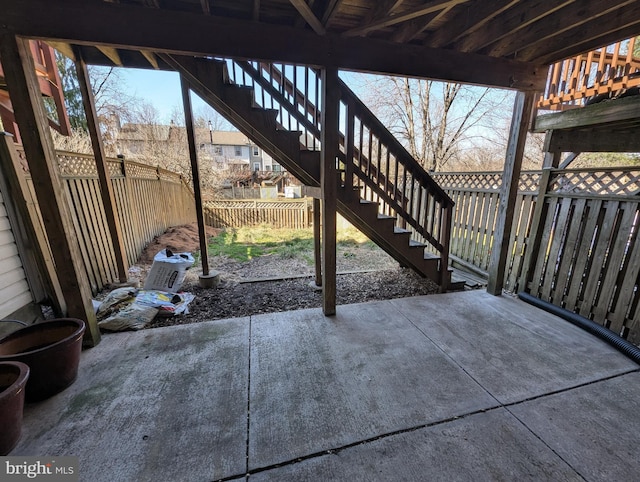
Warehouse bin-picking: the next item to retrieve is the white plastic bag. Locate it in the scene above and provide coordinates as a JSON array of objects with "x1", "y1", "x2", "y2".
[{"x1": 143, "y1": 249, "x2": 194, "y2": 293}]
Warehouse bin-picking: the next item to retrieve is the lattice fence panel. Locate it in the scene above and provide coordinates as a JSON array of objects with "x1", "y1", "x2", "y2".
[{"x1": 550, "y1": 169, "x2": 640, "y2": 196}]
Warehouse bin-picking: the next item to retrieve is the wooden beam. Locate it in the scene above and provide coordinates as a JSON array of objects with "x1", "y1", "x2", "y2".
[
  {"x1": 533, "y1": 95, "x2": 640, "y2": 132},
  {"x1": 559, "y1": 152, "x2": 580, "y2": 169},
  {"x1": 290, "y1": 0, "x2": 326, "y2": 35},
  {"x1": 548, "y1": 128, "x2": 640, "y2": 153},
  {"x1": 358, "y1": 0, "x2": 405, "y2": 37},
  {"x1": 487, "y1": 91, "x2": 536, "y2": 296},
  {"x1": 253, "y1": 0, "x2": 260, "y2": 21},
  {"x1": 180, "y1": 76, "x2": 210, "y2": 277},
  {"x1": 393, "y1": 5, "x2": 453, "y2": 43},
  {"x1": 343, "y1": 0, "x2": 468, "y2": 37},
  {"x1": 46, "y1": 40, "x2": 75, "y2": 60},
  {"x1": 0, "y1": 0, "x2": 545, "y2": 91},
  {"x1": 321, "y1": 67, "x2": 339, "y2": 316},
  {"x1": 200, "y1": 0, "x2": 210, "y2": 15},
  {"x1": 320, "y1": 0, "x2": 342, "y2": 27},
  {"x1": 454, "y1": 0, "x2": 575, "y2": 54},
  {"x1": 75, "y1": 47, "x2": 129, "y2": 284},
  {"x1": 313, "y1": 198, "x2": 321, "y2": 287},
  {"x1": 97, "y1": 45, "x2": 122, "y2": 66},
  {"x1": 532, "y1": 18, "x2": 640, "y2": 66},
  {"x1": 140, "y1": 50, "x2": 159, "y2": 69},
  {"x1": 424, "y1": 0, "x2": 519, "y2": 48},
  {"x1": 496, "y1": 0, "x2": 638, "y2": 61},
  {"x1": 0, "y1": 34, "x2": 100, "y2": 346},
  {"x1": 0, "y1": 133, "x2": 66, "y2": 315}
]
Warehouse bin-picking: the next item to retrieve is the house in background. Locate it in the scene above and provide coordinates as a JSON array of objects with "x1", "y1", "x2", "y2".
[{"x1": 113, "y1": 118, "x2": 283, "y2": 172}]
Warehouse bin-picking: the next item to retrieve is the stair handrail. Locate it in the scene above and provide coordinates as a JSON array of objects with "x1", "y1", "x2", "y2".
[{"x1": 225, "y1": 59, "x2": 454, "y2": 284}]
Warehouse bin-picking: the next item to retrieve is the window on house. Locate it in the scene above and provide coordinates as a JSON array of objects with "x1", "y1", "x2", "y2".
[
  {"x1": 273, "y1": 164, "x2": 282, "y2": 172},
  {"x1": 253, "y1": 147, "x2": 259, "y2": 156},
  {"x1": 253, "y1": 162, "x2": 261, "y2": 171},
  {"x1": 214, "y1": 146, "x2": 222, "y2": 155},
  {"x1": 235, "y1": 146, "x2": 242, "y2": 156}
]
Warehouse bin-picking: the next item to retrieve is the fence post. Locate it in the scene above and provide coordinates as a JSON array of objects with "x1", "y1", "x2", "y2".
[
  {"x1": 518, "y1": 142, "x2": 561, "y2": 295},
  {"x1": 487, "y1": 91, "x2": 536, "y2": 295}
]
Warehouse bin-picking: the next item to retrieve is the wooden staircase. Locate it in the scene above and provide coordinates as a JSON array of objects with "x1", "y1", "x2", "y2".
[{"x1": 163, "y1": 55, "x2": 458, "y2": 290}]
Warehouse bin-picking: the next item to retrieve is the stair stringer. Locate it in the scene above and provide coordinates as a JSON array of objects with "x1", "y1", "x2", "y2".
[{"x1": 165, "y1": 54, "x2": 450, "y2": 287}]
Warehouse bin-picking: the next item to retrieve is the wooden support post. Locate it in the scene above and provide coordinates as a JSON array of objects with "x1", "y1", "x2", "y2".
[
  {"x1": 321, "y1": 67, "x2": 339, "y2": 316},
  {"x1": 180, "y1": 76, "x2": 210, "y2": 277},
  {"x1": 487, "y1": 91, "x2": 536, "y2": 296},
  {"x1": 518, "y1": 135, "x2": 562, "y2": 295},
  {"x1": 0, "y1": 35, "x2": 100, "y2": 345},
  {"x1": 313, "y1": 197, "x2": 322, "y2": 287},
  {"x1": 74, "y1": 47, "x2": 129, "y2": 283},
  {"x1": 0, "y1": 133, "x2": 66, "y2": 315}
]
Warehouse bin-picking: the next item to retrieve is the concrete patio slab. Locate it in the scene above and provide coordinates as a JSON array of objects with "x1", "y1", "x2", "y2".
[
  {"x1": 510, "y1": 371, "x2": 640, "y2": 482},
  {"x1": 8, "y1": 291, "x2": 640, "y2": 481},
  {"x1": 248, "y1": 301, "x2": 498, "y2": 469},
  {"x1": 14, "y1": 317, "x2": 250, "y2": 482},
  {"x1": 250, "y1": 408, "x2": 582, "y2": 481},
  {"x1": 391, "y1": 291, "x2": 638, "y2": 403}
]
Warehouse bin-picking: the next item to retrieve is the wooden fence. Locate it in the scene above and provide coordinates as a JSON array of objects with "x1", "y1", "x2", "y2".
[
  {"x1": 203, "y1": 198, "x2": 312, "y2": 229},
  {"x1": 16, "y1": 148, "x2": 196, "y2": 294},
  {"x1": 433, "y1": 167, "x2": 640, "y2": 344}
]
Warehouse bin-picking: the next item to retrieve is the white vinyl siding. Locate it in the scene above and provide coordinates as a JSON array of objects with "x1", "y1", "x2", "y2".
[{"x1": 0, "y1": 191, "x2": 33, "y2": 319}]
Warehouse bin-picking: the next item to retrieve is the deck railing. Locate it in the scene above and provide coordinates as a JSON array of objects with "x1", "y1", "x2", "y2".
[
  {"x1": 226, "y1": 60, "x2": 454, "y2": 283},
  {"x1": 538, "y1": 37, "x2": 640, "y2": 110}
]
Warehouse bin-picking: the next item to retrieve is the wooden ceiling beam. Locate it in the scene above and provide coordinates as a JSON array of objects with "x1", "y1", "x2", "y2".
[
  {"x1": 358, "y1": 0, "x2": 405, "y2": 37},
  {"x1": 140, "y1": 49, "x2": 159, "y2": 69},
  {"x1": 290, "y1": 0, "x2": 326, "y2": 35},
  {"x1": 393, "y1": 5, "x2": 453, "y2": 43},
  {"x1": 253, "y1": 0, "x2": 260, "y2": 21},
  {"x1": 46, "y1": 41, "x2": 75, "y2": 60},
  {"x1": 343, "y1": 0, "x2": 468, "y2": 37},
  {"x1": 488, "y1": 0, "x2": 637, "y2": 60},
  {"x1": 97, "y1": 45, "x2": 123, "y2": 66},
  {"x1": 320, "y1": 0, "x2": 343, "y2": 27},
  {"x1": 454, "y1": 0, "x2": 575, "y2": 54},
  {"x1": 424, "y1": 0, "x2": 519, "y2": 49},
  {"x1": 0, "y1": 0, "x2": 545, "y2": 91},
  {"x1": 521, "y1": 9, "x2": 640, "y2": 64}
]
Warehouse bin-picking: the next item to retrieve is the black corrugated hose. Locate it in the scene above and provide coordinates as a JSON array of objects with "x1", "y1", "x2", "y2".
[{"x1": 518, "y1": 292, "x2": 640, "y2": 365}]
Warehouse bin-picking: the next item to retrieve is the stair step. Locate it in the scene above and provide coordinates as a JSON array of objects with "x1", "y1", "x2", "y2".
[
  {"x1": 223, "y1": 85, "x2": 255, "y2": 108},
  {"x1": 175, "y1": 55, "x2": 452, "y2": 291}
]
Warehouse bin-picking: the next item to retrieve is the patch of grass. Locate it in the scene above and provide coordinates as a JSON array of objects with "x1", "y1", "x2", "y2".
[
  {"x1": 207, "y1": 229, "x2": 266, "y2": 262},
  {"x1": 207, "y1": 224, "x2": 375, "y2": 263}
]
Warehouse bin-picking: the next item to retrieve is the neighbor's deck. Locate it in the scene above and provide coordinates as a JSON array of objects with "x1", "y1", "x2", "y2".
[{"x1": 13, "y1": 290, "x2": 640, "y2": 481}]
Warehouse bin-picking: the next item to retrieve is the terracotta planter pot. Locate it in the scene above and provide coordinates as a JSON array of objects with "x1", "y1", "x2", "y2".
[
  {"x1": 0, "y1": 319, "x2": 85, "y2": 402},
  {"x1": 0, "y1": 361, "x2": 30, "y2": 455}
]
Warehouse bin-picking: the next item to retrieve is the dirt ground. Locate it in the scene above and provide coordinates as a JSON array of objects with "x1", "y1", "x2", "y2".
[{"x1": 111, "y1": 223, "x2": 440, "y2": 329}]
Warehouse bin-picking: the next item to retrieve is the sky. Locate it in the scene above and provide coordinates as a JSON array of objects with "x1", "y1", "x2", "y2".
[{"x1": 113, "y1": 67, "x2": 219, "y2": 124}]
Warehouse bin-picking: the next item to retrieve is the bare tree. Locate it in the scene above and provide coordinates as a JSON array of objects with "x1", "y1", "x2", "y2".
[{"x1": 353, "y1": 74, "x2": 512, "y2": 172}]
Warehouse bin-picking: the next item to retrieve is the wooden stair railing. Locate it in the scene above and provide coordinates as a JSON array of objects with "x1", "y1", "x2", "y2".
[
  {"x1": 168, "y1": 55, "x2": 455, "y2": 288},
  {"x1": 538, "y1": 37, "x2": 640, "y2": 111}
]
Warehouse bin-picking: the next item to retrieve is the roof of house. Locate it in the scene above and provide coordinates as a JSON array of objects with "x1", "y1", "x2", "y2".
[{"x1": 117, "y1": 124, "x2": 250, "y2": 146}]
